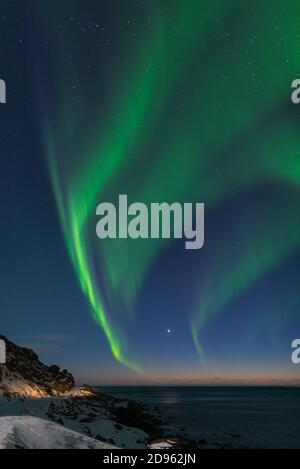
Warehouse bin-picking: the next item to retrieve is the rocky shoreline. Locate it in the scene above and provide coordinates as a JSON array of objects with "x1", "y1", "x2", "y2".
[
  {"x1": 0, "y1": 336, "x2": 243, "y2": 449},
  {"x1": 44, "y1": 387, "x2": 169, "y2": 448},
  {"x1": 0, "y1": 384, "x2": 244, "y2": 449},
  {"x1": 45, "y1": 387, "x2": 237, "y2": 449}
]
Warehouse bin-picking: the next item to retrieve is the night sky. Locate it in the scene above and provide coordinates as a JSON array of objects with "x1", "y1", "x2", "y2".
[{"x1": 1, "y1": 0, "x2": 300, "y2": 385}]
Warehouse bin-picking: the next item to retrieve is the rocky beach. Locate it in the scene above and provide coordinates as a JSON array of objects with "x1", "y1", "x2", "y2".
[
  {"x1": 0, "y1": 335, "x2": 192, "y2": 449},
  {"x1": 0, "y1": 336, "x2": 298, "y2": 449}
]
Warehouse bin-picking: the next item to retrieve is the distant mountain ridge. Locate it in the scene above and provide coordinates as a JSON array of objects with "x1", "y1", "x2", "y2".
[{"x1": 0, "y1": 335, "x2": 74, "y2": 398}]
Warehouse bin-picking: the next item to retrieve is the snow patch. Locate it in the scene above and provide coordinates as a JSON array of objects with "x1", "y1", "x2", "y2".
[{"x1": 0, "y1": 416, "x2": 117, "y2": 449}]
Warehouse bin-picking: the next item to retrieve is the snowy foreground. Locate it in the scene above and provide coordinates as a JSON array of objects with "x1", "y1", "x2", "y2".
[
  {"x1": 0, "y1": 337, "x2": 174, "y2": 449},
  {"x1": 0, "y1": 416, "x2": 116, "y2": 449},
  {"x1": 0, "y1": 392, "x2": 154, "y2": 449},
  {"x1": 0, "y1": 391, "x2": 193, "y2": 450}
]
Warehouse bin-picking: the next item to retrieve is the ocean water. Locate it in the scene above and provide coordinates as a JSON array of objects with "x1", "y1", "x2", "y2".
[{"x1": 102, "y1": 386, "x2": 300, "y2": 448}]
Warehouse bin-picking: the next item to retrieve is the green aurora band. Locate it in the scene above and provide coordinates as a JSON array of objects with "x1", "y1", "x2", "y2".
[{"x1": 37, "y1": 0, "x2": 300, "y2": 371}]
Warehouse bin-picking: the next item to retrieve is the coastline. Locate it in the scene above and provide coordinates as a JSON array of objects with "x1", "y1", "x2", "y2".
[
  {"x1": 0, "y1": 386, "x2": 164, "y2": 449},
  {"x1": 2, "y1": 381, "x2": 299, "y2": 449},
  {"x1": 0, "y1": 385, "x2": 212, "y2": 449}
]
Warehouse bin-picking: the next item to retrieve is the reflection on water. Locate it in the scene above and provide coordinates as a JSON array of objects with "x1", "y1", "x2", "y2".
[{"x1": 102, "y1": 386, "x2": 300, "y2": 448}]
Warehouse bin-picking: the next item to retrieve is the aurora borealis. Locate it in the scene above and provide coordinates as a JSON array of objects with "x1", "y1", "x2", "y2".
[{"x1": 2, "y1": 0, "x2": 300, "y2": 384}]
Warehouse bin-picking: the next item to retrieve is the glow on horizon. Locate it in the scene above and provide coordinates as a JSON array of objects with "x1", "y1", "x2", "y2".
[{"x1": 76, "y1": 368, "x2": 300, "y2": 387}]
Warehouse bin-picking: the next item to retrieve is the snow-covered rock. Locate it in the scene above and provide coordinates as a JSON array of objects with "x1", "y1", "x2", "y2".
[
  {"x1": 0, "y1": 335, "x2": 159, "y2": 449},
  {"x1": 0, "y1": 416, "x2": 117, "y2": 449},
  {"x1": 0, "y1": 336, "x2": 74, "y2": 398},
  {"x1": 0, "y1": 394, "x2": 151, "y2": 449},
  {"x1": 147, "y1": 438, "x2": 180, "y2": 449}
]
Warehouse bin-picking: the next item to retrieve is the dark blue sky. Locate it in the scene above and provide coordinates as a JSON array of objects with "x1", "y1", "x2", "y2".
[{"x1": 1, "y1": 0, "x2": 300, "y2": 385}]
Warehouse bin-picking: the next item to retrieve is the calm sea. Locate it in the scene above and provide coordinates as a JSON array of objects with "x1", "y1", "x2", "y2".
[{"x1": 101, "y1": 386, "x2": 300, "y2": 448}]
